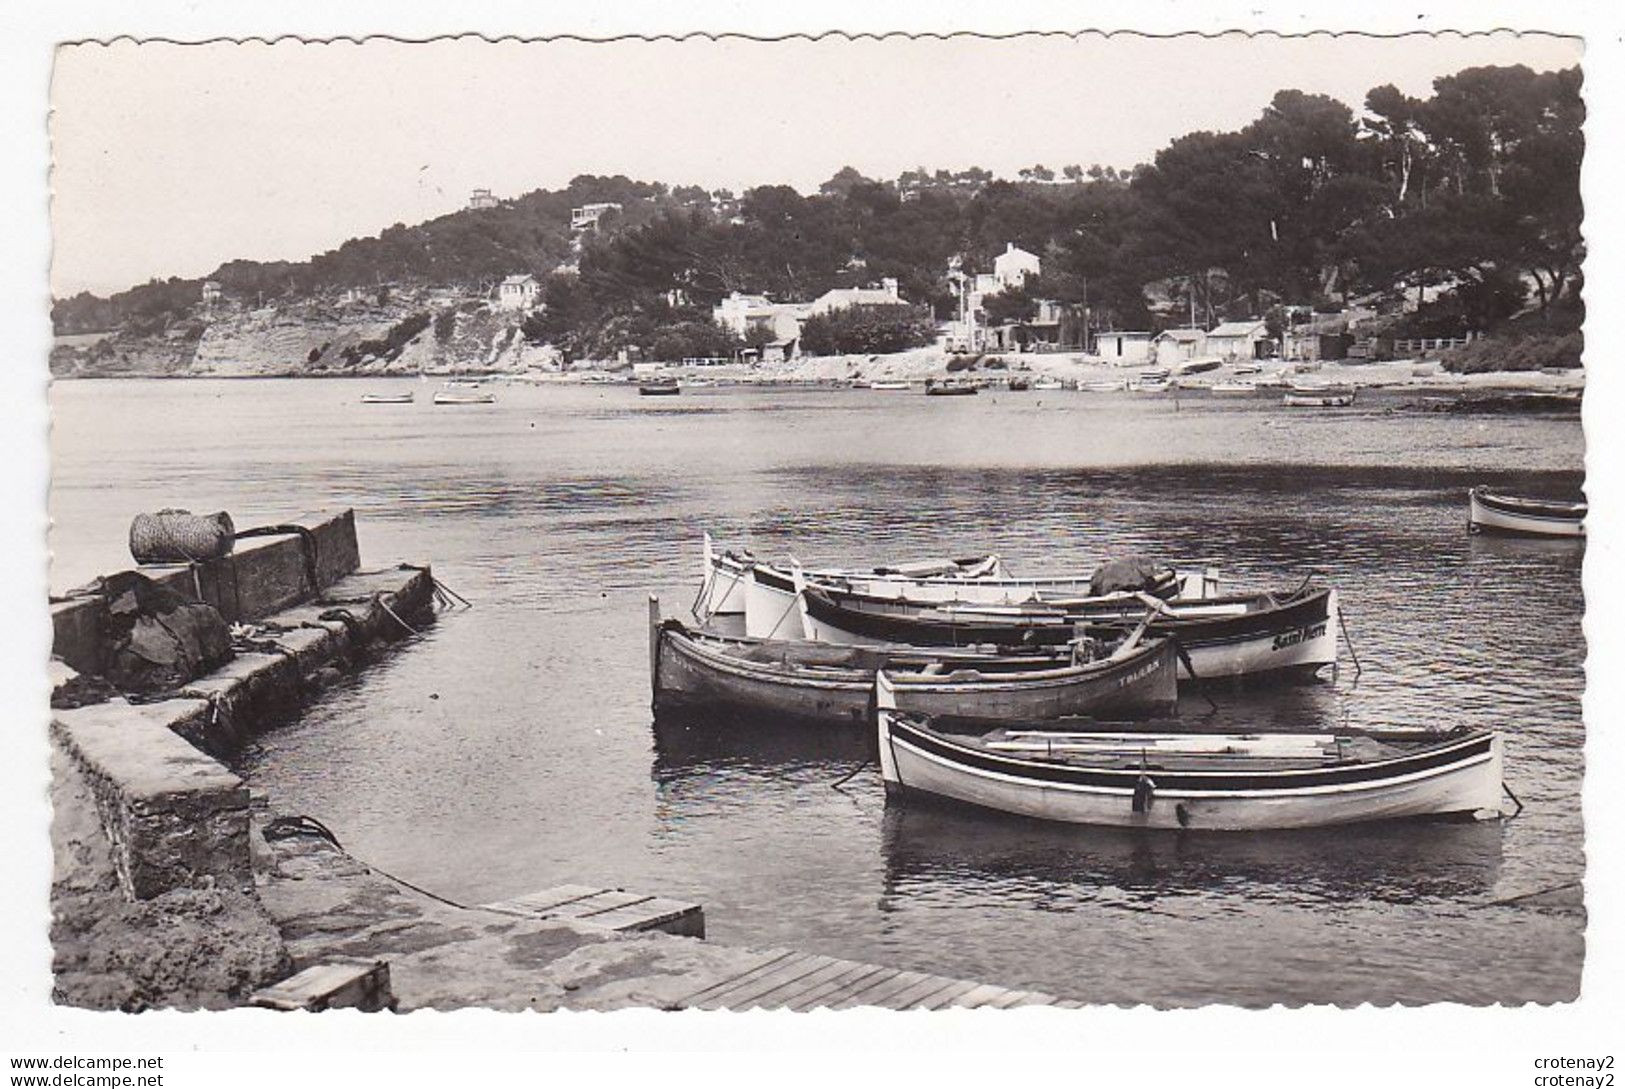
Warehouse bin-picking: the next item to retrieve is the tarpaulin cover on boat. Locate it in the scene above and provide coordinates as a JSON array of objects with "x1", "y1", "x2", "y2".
[{"x1": 1088, "y1": 556, "x2": 1178, "y2": 598}]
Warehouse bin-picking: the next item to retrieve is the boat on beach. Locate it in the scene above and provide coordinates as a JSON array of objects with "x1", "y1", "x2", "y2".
[
  {"x1": 1032, "y1": 377, "x2": 1066, "y2": 392},
  {"x1": 360, "y1": 392, "x2": 416, "y2": 405},
  {"x1": 1282, "y1": 388, "x2": 1355, "y2": 408},
  {"x1": 870, "y1": 380, "x2": 911, "y2": 391},
  {"x1": 638, "y1": 376, "x2": 681, "y2": 396},
  {"x1": 1209, "y1": 381, "x2": 1257, "y2": 396},
  {"x1": 925, "y1": 379, "x2": 978, "y2": 396},
  {"x1": 1468, "y1": 485, "x2": 1586, "y2": 538},
  {"x1": 649, "y1": 598, "x2": 1179, "y2": 725},
  {"x1": 875, "y1": 683, "x2": 1506, "y2": 831},
  {"x1": 793, "y1": 578, "x2": 1341, "y2": 683}
]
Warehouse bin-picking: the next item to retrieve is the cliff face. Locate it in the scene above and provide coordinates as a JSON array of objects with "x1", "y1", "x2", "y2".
[{"x1": 51, "y1": 289, "x2": 562, "y2": 378}]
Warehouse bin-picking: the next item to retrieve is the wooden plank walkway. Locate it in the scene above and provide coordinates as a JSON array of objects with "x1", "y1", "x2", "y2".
[
  {"x1": 482, "y1": 884, "x2": 705, "y2": 938},
  {"x1": 668, "y1": 947, "x2": 1080, "y2": 1011}
]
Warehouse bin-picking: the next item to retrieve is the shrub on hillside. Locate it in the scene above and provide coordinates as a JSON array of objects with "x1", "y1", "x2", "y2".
[{"x1": 1440, "y1": 331, "x2": 1583, "y2": 374}]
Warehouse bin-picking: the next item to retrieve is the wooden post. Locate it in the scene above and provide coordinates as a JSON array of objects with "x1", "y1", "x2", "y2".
[{"x1": 648, "y1": 595, "x2": 662, "y2": 700}]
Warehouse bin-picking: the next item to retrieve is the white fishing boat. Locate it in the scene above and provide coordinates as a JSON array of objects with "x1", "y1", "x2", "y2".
[
  {"x1": 1032, "y1": 377, "x2": 1065, "y2": 391},
  {"x1": 1209, "y1": 381, "x2": 1257, "y2": 396},
  {"x1": 870, "y1": 380, "x2": 911, "y2": 391},
  {"x1": 360, "y1": 391, "x2": 415, "y2": 404},
  {"x1": 1468, "y1": 486, "x2": 1586, "y2": 538},
  {"x1": 1081, "y1": 379, "x2": 1126, "y2": 393},
  {"x1": 433, "y1": 382, "x2": 496, "y2": 405},
  {"x1": 876, "y1": 677, "x2": 1506, "y2": 830}
]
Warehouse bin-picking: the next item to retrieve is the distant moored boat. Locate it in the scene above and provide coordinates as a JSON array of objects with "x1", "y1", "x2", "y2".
[{"x1": 361, "y1": 392, "x2": 415, "y2": 404}]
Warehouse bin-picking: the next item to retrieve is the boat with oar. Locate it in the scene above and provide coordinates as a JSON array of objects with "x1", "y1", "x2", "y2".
[
  {"x1": 360, "y1": 391, "x2": 416, "y2": 405},
  {"x1": 792, "y1": 575, "x2": 1340, "y2": 683},
  {"x1": 638, "y1": 376, "x2": 681, "y2": 396},
  {"x1": 1468, "y1": 485, "x2": 1586, "y2": 538},
  {"x1": 875, "y1": 678, "x2": 1505, "y2": 830},
  {"x1": 649, "y1": 597, "x2": 1178, "y2": 725}
]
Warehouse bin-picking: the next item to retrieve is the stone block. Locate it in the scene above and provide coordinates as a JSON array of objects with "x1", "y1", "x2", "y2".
[
  {"x1": 51, "y1": 596, "x2": 108, "y2": 675},
  {"x1": 52, "y1": 700, "x2": 250, "y2": 900}
]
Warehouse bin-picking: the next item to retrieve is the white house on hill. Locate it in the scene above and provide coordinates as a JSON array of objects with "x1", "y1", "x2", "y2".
[
  {"x1": 806, "y1": 278, "x2": 901, "y2": 317},
  {"x1": 497, "y1": 274, "x2": 540, "y2": 310},
  {"x1": 992, "y1": 243, "x2": 1041, "y2": 290}
]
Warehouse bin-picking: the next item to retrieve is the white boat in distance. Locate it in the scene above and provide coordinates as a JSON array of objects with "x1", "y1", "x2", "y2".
[
  {"x1": 869, "y1": 380, "x2": 911, "y2": 391},
  {"x1": 433, "y1": 379, "x2": 496, "y2": 405},
  {"x1": 876, "y1": 676, "x2": 1506, "y2": 831},
  {"x1": 1209, "y1": 381, "x2": 1257, "y2": 396},
  {"x1": 1032, "y1": 377, "x2": 1065, "y2": 391},
  {"x1": 360, "y1": 391, "x2": 415, "y2": 404}
]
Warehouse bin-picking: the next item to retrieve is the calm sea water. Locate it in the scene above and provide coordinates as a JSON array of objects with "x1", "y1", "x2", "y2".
[{"x1": 49, "y1": 378, "x2": 1587, "y2": 1006}]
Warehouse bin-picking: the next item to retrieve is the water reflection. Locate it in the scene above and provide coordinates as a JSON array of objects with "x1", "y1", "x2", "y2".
[{"x1": 878, "y1": 798, "x2": 1505, "y2": 910}]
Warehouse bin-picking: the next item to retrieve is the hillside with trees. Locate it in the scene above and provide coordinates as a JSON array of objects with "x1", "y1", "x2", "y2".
[{"x1": 52, "y1": 63, "x2": 1583, "y2": 374}]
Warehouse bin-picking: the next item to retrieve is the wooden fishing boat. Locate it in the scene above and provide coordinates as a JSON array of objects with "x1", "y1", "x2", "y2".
[
  {"x1": 1174, "y1": 358, "x2": 1223, "y2": 377},
  {"x1": 1032, "y1": 377, "x2": 1066, "y2": 391},
  {"x1": 698, "y1": 534, "x2": 1013, "y2": 634},
  {"x1": 1209, "y1": 381, "x2": 1257, "y2": 396},
  {"x1": 698, "y1": 535, "x2": 1218, "y2": 636},
  {"x1": 360, "y1": 392, "x2": 415, "y2": 404},
  {"x1": 1080, "y1": 379, "x2": 1124, "y2": 393},
  {"x1": 1006, "y1": 376, "x2": 1032, "y2": 391},
  {"x1": 793, "y1": 577, "x2": 1340, "y2": 683},
  {"x1": 1468, "y1": 485, "x2": 1586, "y2": 538},
  {"x1": 875, "y1": 686, "x2": 1506, "y2": 830},
  {"x1": 870, "y1": 380, "x2": 911, "y2": 391},
  {"x1": 638, "y1": 376, "x2": 681, "y2": 396},
  {"x1": 650, "y1": 597, "x2": 1178, "y2": 725},
  {"x1": 1283, "y1": 383, "x2": 1355, "y2": 408},
  {"x1": 925, "y1": 380, "x2": 978, "y2": 396}
]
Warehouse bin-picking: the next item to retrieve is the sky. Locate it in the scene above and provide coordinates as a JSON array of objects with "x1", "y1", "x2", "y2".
[{"x1": 49, "y1": 31, "x2": 1582, "y2": 298}]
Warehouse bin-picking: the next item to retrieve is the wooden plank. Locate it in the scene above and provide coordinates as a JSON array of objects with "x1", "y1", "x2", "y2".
[
  {"x1": 943, "y1": 983, "x2": 1018, "y2": 1009},
  {"x1": 550, "y1": 890, "x2": 653, "y2": 919},
  {"x1": 877, "y1": 974, "x2": 972, "y2": 1011},
  {"x1": 481, "y1": 884, "x2": 604, "y2": 917},
  {"x1": 740, "y1": 956, "x2": 864, "y2": 1009},
  {"x1": 782, "y1": 963, "x2": 897, "y2": 1012},
  {"x1": 829, "y1": 969, "x2": 936, "y2": 1011},
  {"x1": 672, "y1": 949, "x2": 801, "y2": 1007},
  {"x1": 913, "y1": 979, "x2": 983, "y2": 1011},
  {"x1": 981, "y1": 988, "x2": 1049, "y2": 1009},
  {"x1": 250, "y1": 960, "x2": 391, "y2": 1012},
  {"x1": 694, "y1": 952, "x2": 830, "y2": 1010},
  {"x1": 811, "y1": 966, "x2": 905, "y2": 1009},
  {"x1": 581, "y1": 896, "x2": 703, "y2": 937}
]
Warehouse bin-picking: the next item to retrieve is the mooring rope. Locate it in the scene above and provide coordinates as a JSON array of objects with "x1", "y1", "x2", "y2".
[
  {"x1": 1337, "y1": 607, "x2": 1363, "y2": 685},
  {"x1": 262, "y1": 815, "x2": 473, "y2": 911}
]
